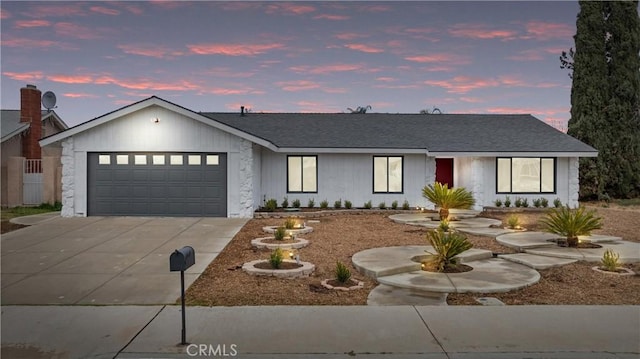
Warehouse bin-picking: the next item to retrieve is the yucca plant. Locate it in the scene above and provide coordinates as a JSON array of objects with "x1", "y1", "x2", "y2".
[
  {"x1": 284, "y1": 218, "x2": 296, "y2": 229},
  {"x1": 334, "y1": 261, "x2": 352, "y2": 284},
  {"x1": 506, "y1": 214, "x2": 521, "y2": 229},
  {"x1": 600, "y1": 249, "x2": 621, "y2": 272},
  {"x1": 422, "y1": 182, "x2": 475, "y2": 221},
  {"x1": 424, "y1": 229, "x2": 473, "y2": 272},
  {"x1": 438, "y1": 219, "x2": 450, "y2": 232},
  {"x1": 539, "y1": 206, "x2": 603, "y2": 247},
  {"x1": 269, "y1": 248, "x2": 284, "y2": 269},
  {"x1": 274, "y1": 226, "x2": 286, "y2": 241}
]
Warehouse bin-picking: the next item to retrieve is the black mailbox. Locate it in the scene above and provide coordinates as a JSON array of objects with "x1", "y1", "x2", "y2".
[{"x1": 170, "y1": 246, "x2": 195, "y2": 272}]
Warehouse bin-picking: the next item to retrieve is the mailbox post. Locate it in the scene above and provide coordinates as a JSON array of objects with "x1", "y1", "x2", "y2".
[{"x1": 170, "y1": 246, "x2": 195, "y2": 345}]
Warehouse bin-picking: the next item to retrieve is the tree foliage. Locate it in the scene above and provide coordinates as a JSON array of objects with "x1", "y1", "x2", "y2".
[{"x1": 565, "y1": 1, "x2": 640, "y2": 199}]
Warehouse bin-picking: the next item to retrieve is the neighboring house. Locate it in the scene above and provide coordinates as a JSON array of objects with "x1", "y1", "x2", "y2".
[
  {"x1": 1, "y1": 85, "x2": 68, "y2": 207},
  {"x1": 40, "y1": 96, "x2": 597, "y2": 218}
]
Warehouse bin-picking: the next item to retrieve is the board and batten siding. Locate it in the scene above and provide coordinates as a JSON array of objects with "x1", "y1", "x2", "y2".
[
  {"x1": 258, "y1": 150, "x2": 435, "y2": 209},
  {"x1": 61, "y1": 105, "x2": 252, "y2": 217},
  {"x1": 454, "y1": 156, "x2": 578, "y2": 210}
]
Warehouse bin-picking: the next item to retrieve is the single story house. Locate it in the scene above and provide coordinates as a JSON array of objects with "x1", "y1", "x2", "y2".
[
  {"x1": 40, "y1": 96, "x2": 597, "y2": 218},
  {"x1": 2, "y1": 85, "x2": 68, "y2": 207}
]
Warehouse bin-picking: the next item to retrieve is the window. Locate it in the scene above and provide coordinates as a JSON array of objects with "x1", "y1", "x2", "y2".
[
  {"x1": 116, "y1": 155, "x2": 128, "y2": 165},
  {"x1": 152, "y1": 155, "x2": 165, "y2": 165},
  {"x1": 170, "y1": 155, "x2": 183, "y2": 165},
  {"x1": 98, "y1": 155, "x2": 110, "y2": 165},
  {"x1": 134, "y1": 155, "x2": 147, "y2": 165},
  {"x1": 206, "y1": 155, "x2": 219, "y2": 165},
  {"x1": 287, "y1": 156, "x2": 317, "y2": 193},
  {"x1": 188, "y1": 155, "x2": 201, "y2": 165},
  {"x1": 373, "y1": 156, "x2": 403, "y2": 193},
  {"x1": 497, "y1": 158, "x2": 555, "y2": 193}
]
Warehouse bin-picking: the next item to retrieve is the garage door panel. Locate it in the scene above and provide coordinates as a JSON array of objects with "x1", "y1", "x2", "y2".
[{"x1": 88, "y1": 153, "x2": 227, "y2": 217}]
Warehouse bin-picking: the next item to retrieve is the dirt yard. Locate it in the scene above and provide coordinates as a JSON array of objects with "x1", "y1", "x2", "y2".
[{"x1": 186, "y1": 205, "x2": 640, "y2": 306}]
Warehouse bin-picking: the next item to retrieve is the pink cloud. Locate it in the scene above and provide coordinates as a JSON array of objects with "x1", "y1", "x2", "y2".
[
  {"x1": 2, "y1": 71, "x2": 44, "y2": 81},
  {"x1": 344, "y1": 43, "x2": 384, "y2": 53},
  {"x1": 187, "y1": 43, "x2": 285, "y2": 56},
  {"x1": 1, "y1": 9, "x2": 11, "y2": 19},
  {"x1": 449, "y1": 24, "x2": 519, "y2": 40},
  {"x1": 1, "y1": 37, "x2": 60, "y2": 48},
  {"x1": 288, "y1": 63, "x2": 367, "y2": 75},
  {"x1": 313, "y1": 14, "x2": 350, "y2": 20},
  {"x1": 404, "y1": 53, "x2": 470, "y2": 66},
  {"x1": 425, "y1": 76, "x2": 500, "y2": 94},
  {"x1": 275, "y1": 80, "x2": 321, "y2": 92},
  {"x1": 90, "y1": 6, "x2": 120, "y2": 16},
  {"x1": 54, "y1": 22, "x2": 101, "y2": 39},
  {"x1": 15, "y1": 20, "x2": 51, "y2": 28},
  {"x1": 524, "y1": 21, "x2": 574, "y2": 40},
  {"x1": 63, "y1": 93, "x2": 98, "y2": 98},
  {"x1": 27, "y1": 4, "x2": 86, "y2": 18},
  {"x1": 357, "y1": 4, "x2": 391, "y2": 13},
  {"x1": 322, "y1": 87, "x2": 347, "y2": 94},
  {"x1": 204, "y1": 67, "x2": 256, "y2": 78},
  {"x1": 334, "y1": 32, "x2": 367, "y2": 40},
  {"x1": 265, "y1": 3, "x2": 316, "y2": 15},
  {"x1": 460, "y1": 97, "x2": 483, "y2": 103},
  {"x1": 376, "y1": 77, "x2": 395, "y2": 82},
  {"x1": 118, "y1": 44, "x2": 184, "y2": 59},
  {"x1": 48, "y1": 74, "x2": 93, "y2": 84}
]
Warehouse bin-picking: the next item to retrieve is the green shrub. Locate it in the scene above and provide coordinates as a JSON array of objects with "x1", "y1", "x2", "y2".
[
  {"x1": 320, "y1": 199, "x2": 329, "y2": 209},
  {"x1": 292, "y1": 199, "x2": 301, "y2": 208},
  {"x1": 391, "y1": 200, "x2": 398, "y2": 210},
  {"x1": 364, "y1": 200, "x2": 372, "y2": 209},
  {"x1": 269, "y1": 248, "x2": 284, "y2": 269},
  {"x1": 422, "y1": 182, "x2": 475, "y2": 220},
  {"x1": 402, "y1": 200, "x2": 410, "y2": 210},
  {"x1": 601, "y1": 249, "x2": 621, "y2": 272},
  {"x1": 522, "y1": 198, "x2": 529, "y2": 208},
  {"x1": 504, "y1": 196, "x2": 511, "y2": 207},
  {"x1": 541, "y1": 198, "x2": 549, "y2": 208},
  {"x1": 307, "y1": 198, "x2": 315, "y2": 208},
  {"x1": 533, "y1": 198, "x2": 542, "y2": 208},
  {"x1": 264, "y1": 198, "x2": 278, "y2": 212},
  {"x1": 515, "y1": 197, "x2": 523, "y2": 208},
  {"x1": 37, "y1": 202, "x2": 62, "y2": 211},
  {"x1": 284, "y1": 218, "x2": 296, "y2": 229},
  {"x1": 553, "y1": 198, "x2": 562, "y2": 208},
  {"x1": 281, "y1": 197, "x2": 289, "y2": 208},
  {"x1": 334, "y1": 199, "x2": 342, "y2": 209},
  {"x1": 334, "y1": 261, "x2": 352, "y2": 283},
  {"x1": 507, "y1": 214, "x2": 521, "y2": 229},
  {"x1": 494, "y1": 198, "x2": 503, "y2": 207},
  {"x1": 540, "y1": 205, "x2": 603, "y2": 247},
  {"x1": 344, "y1": 200, "x2": 352, "y2": 209},
  {"x1": 425, "y1": 230, "x2": 472, "y2": 272},
  {"x1": 378, "y1": 202, "x2": 386, "y2": 209},
  {"x1": 274, "y1": 227, "x2": 286, "y2": 241}
]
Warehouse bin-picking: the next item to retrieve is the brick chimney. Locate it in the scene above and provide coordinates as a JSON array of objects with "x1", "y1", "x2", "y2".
[{"x1": 20, "y1": 84, "x2": 42, "y2": 159}]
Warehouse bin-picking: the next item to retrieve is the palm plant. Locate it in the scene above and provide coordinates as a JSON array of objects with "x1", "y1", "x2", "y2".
[
  {"x1": 539, "y1": 205, "x2": 603, "y2": 247},
  {"x1": 422, "y1": 182, "x2": 475, "y2": 220},
  {"x1": 424, "y1": 229, "x2": 472, "y2": 272}
]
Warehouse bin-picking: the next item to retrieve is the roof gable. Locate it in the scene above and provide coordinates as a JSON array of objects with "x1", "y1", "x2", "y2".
[{"x1": 1, "y1": 109, "x2": 68, "y2": 143}]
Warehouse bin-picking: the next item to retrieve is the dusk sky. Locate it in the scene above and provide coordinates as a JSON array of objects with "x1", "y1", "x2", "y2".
[{"x1": 1, "y1": 1, "x2": 581, "y2": 129}]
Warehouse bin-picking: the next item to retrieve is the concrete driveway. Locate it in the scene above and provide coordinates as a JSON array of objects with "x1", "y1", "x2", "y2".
[{"x1": 1, "y1": 216, "x2": 248, "y2": 305}]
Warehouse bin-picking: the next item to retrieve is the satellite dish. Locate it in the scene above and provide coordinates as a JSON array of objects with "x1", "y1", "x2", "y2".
[{"x1": 42, "y1": 91, "x2": 57, "y2": 110}]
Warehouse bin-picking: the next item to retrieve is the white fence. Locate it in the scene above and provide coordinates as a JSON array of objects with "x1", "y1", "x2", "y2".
[{"x1": 23, "y1": 159, "x2": 43, "y2": 205}]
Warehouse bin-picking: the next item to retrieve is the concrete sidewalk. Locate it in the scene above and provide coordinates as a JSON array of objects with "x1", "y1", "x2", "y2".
[{"x1": 2, "y1": 305, "x2": 639, "y2": 359}]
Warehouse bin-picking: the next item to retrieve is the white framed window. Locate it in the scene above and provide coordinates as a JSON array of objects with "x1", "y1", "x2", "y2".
[
  {"x1": 170, "y1": 155, "x2": 183, "y2": 165},
  {"x1": 152, "y1": 155, "x2": 165, "y2": 165},
  {"x1": 116, "y1": 154, "x2": 129, "y2": 165},
  {"x1": 497, "y1": 157, "x2": 555, "y2": 193},
  {"x1": 373, "y1": 156, "x2": 403, "y2": 193},
  {"x1": 206, "y1": 155, "x2": 219, "y2": 165},
  {"x1": 98, "y1": 155, "x2": 111, "y2": 165},
  {"x1": 134, "y1": 155, "x2": 147, "y2": 165},
  {"x1": 287, "y1": 155, "x2": 317, "y2": 193},
  {"x1": 188, "y1": 155, "x2": 201, "y2": 165}
]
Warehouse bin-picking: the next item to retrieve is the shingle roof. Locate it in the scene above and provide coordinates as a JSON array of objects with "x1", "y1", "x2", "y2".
[
  {"x1": 1, "y1": 110, "x2": 68, "y2": 143},
  {"x1": 202, "y1": 112, "x2": 597, "y2": 154}
]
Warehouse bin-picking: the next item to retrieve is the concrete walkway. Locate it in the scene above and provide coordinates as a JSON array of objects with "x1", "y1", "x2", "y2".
[
  {"x1": 2, "y1": 305, "x2": 638, "y2": 358},
  {"x1": 1, "y1": 215, "x2": 248, "y2": 305}
]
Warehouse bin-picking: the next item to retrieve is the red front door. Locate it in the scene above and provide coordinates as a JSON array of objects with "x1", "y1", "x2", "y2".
[{"x1": 435, "y1": 158, "x2": 454, "y2": 187}]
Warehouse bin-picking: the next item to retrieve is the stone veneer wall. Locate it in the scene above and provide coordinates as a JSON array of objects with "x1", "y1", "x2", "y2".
[
  {"x1": 236, "y1": 139, "x2": 254, "y2": 218},
  {"x1": 423, "y1": 157, "x2": 436, "y2": 209},
  {"x1": 471, "y1": 157, "x2": 484, "y2": 210},
  {"x1": 60, "y1": 138, "x2": 75, "y2": 217},
  {"x1": 568, "y1": 157, "x2": 579, "y2": 207}
]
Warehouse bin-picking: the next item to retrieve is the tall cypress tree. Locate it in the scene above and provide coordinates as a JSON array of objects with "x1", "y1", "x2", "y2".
[{"x1": 567, "y1": 1, "x2": 640, "y2": 199}]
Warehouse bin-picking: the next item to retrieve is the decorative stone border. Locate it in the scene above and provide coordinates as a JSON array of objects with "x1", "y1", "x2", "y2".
[
  {"x1": 262, "y1": 226, "x2": 314, "y2": 235},
  {"x1": 242, "y1": 259, "x2": 315, "y2": 278},
  {"x1": 320, "y1": 279, "x2": 364, "y2": 291},
  {"x1": 251, "y1": 236, "x2": 309, "y2": 250},
  {"x1": 591, "y1": 266, "x2": 635, "y2": 276}
]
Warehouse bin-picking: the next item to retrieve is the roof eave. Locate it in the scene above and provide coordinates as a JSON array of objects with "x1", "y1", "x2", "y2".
[
  {"x1": 272, "y1": 147, "x2": 429, "y2": 154},
  {"x1": 428, "y1": 151, "x2": 599, "y2": 157}
]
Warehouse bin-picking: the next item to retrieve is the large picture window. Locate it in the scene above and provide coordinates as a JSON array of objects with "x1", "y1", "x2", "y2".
[
  {"x1": 373, "y1": 156, "x2": 403, "y2": 193},
  {"x1": 287, "y1": 156, "x2": 317, "y2": 193},
  {"x1": 497, "y1": 157, "x2": 555, "y2": 193}
]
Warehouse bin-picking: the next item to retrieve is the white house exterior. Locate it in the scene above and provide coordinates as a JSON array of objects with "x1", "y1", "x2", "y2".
[{"x1": 41, "y1": 96, "x2": 597, "y2": 218}]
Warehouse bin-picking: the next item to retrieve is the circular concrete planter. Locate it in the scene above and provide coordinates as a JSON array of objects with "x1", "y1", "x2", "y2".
[
  {"x1": 591, "y1": 266, "x2": 635, "y2": 276},
  {"x1": 320, "y1": 279, "x2": 364, "y2": 291},
  {"x1": 251, "y1": 236, "x2": 310, "y2": 250},
  {"x1": 242, "y1": 259, "x2": 315, "y2": 278},
  {"x1": 262, "y1": 226, "x2": 314, "y2": 236}
]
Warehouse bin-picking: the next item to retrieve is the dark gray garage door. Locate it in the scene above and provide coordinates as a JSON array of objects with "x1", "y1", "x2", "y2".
[{"x1": 87, "y1": 153, "x2": 227, "y2": 216}]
